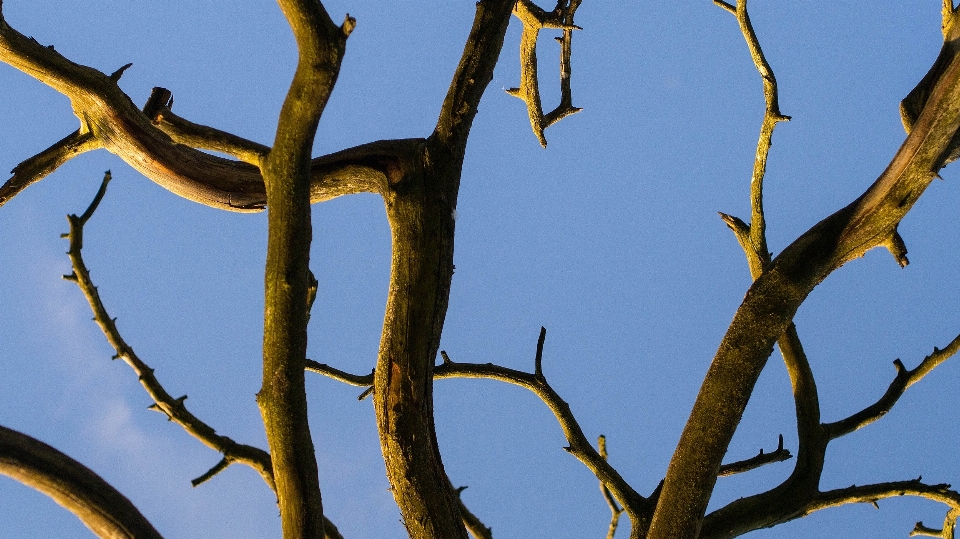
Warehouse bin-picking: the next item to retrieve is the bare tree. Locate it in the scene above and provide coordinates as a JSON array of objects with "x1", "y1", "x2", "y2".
[{"x1": 1, "y1": 1, "x2": 958, "y2": 539}]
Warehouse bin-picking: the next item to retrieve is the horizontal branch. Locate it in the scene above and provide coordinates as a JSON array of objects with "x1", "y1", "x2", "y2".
[
  {"x1": 305, "y1": 359, "x2": 374, "y2": 387},
  {"x1": 0, "y1": 12, "x2": 416, "y2": 211},
  {"x1": 0, "y1": 424, "x2": 164, "y2": 539},
  {"x1": 62, "y1": 173, "x2": 276, "y2": 491},
  {"x1": 825, "y1": 333, "x2": 960, "y2": 439},
  {"x1": 811, "y1": 478, "x2": 960, "y2": 519}
]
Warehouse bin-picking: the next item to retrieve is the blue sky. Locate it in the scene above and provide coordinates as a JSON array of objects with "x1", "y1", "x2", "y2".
[{"x1": 1, "y1": 1, "x2": 959, "y2": 538}]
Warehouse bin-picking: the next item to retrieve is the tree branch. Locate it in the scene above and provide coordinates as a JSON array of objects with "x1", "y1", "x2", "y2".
[
  {"x1": 0, "y1": 10, "x2": 395, "y2": 211},
  {"x1": 448, "y1": 480, "x2": 494, "y2": 539},
  {"x1": 598, "y1": 436, "x2": 626, "y2": 539},
  {"x1": 716, "y1": 435, "x2": 792, "y2": 477},
  {"x1": 142, "y1": 87, "x2": 267, "y2": 166},
  {"x1": 62, "y1": 172, "x2": 276, "y2": 492},
  {"x1": 256, "y1": 3, "x2": 354, "y2": 539},
  {"x1": 651, "y1": 5, "x2": 960, "y2": 538},
  {"x1": 506, "y1": 0, "x2": 582, "y2": 147},
  {"x1": 434, "y1": 0, "x2": 516, "y2": 152},
  {"x1": 0, "y1": 424, "x2": 165, "y2": 539},
  {"x1": 436, "y1": 332, "x2": 649, "y2": 535},
  {"x1": 825, "y1": 334, "x2": 960, "y2": 439},
  {"x1": 0, "y1": 129, "x2": 101, "y2": 208}
]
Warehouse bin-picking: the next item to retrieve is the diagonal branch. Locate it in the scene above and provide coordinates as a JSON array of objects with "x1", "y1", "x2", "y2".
[
  {"x1": 447, "y1": 479, "x2": 494, "y2": 539},
  {"x1": 0, "y1": 424, "x2": 165, "y2": 539},
  {"x1": 825, "y1": 334, "x2": 960, "y2": 439},
  {"x1": 142, "y1": 87, "x2": 267, "y2": 166},
  {"x1": 62, "y1": 172, "x2": 275, "y2": 491},
  {"x1": 434, "y1": 0, "x2": 517, "y2": 152},
  {"x1": 0, "y1": 129, "x2": 101, "y2": 208},
  {"x1": 598, "y1": 436, "x2": 625, "y2": 539}
]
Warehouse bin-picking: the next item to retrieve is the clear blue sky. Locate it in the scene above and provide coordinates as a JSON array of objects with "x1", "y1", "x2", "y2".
[{"x1": 1, "y1": 1, "x2": 958, "y2": 538}]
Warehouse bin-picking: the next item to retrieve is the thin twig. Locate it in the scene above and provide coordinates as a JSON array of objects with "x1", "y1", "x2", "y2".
[
  {"x1": 62, "y1": 173, "x2": 276, "y2": 492},
  {"x1": 717, "y1": 434, "x2": 791, "y2": 477},
  {"x1": 825, "y1": 334, "x2": 960, "y2": 439},
  {"x1": 598, "y1": 435, "x2": 625, "y2": 539}
]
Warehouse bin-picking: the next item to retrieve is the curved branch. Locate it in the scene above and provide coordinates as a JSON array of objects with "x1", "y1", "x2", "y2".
[
  {"x1": 63, "y1": 173, "x2": 276, "y2": 491},
  {"x1": 0, "y1": 11, "x2": 395, "y2": 211},
  {"x1": 825, "y1": 333, "x2": 960, "y2": 439},
  {"x1": 0, "y1": 424, "x2": 164, "y2": 539},
  {"x1": 256, "y1": 3, "x2": 354, "y2": 539},
  {"x1": 436, "y1": 337, "x2": 649, "y2": 532}
]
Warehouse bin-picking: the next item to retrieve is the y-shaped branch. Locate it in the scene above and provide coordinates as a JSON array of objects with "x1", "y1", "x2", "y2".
[
  {"x1": 62, "y1": 172, "x2": 275, "y2": 491},
  {"x1": 507, "y1": 0, "x2": 582, "y2": 147}
]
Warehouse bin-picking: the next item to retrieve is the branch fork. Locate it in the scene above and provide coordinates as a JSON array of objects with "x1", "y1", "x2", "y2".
[{"x1": 507, "y1": 0, "x2": 583, "y2": 147}]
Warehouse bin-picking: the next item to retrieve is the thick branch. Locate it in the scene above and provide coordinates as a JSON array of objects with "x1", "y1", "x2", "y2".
[
  {"x1": 0, "y1": 12, "x2": 394, "y2": 211},
  {"x1": 434, "y1": 0, "x2": 516, "y2": 152},
  {"x1": 0, "y1": 425, "x2": 164, "y2": 539},
  {"x1": 256, "y1": 3, "x2": 353, "y2": 539},
  {"x1": 650, "y1": 9, "x2": 960, "y2": 539},
  {"x1": 62, "y1": 172, "x2": 276, "y2": 491}
]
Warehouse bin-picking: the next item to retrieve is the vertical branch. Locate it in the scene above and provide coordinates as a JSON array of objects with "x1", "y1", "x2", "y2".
[
  {"x1": 257, "y1": 3, "x2": 354, "y2": 539},
  {"x1": 598, "y1": 436, "x2": 625, "y2": 539},
  {"x1": 372, "y1": 2, "x2": 516, "y2": 538},
  {"x1": 734, "y1": 0, "x2": 790, "y2": 269}
]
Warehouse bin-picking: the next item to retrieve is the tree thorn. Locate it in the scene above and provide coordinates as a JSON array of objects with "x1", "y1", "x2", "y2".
[{"x1": 109, "y1": 63, "x2": 133, "y2": 82}]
